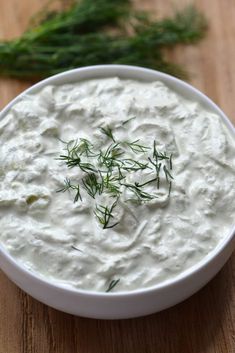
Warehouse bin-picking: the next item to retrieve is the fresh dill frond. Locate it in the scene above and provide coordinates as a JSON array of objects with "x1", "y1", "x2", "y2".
[
  {"x1": 122, "y1": 182, "x2": 156, "y2": 202},
  {"x1": 57, "y1": 178, "x2": 82, "y2": 202},
  {"x1": 0, "y1": 3, "x2": 207, "y2": 80},
  {"x1": 73, "y1": 185, "x2": 83, "y2": 202},
  {"x1": 168, "y1": 181, "x2": 172, "y2": 197},
  {"x1": 122, "y1": 158, "x2": 149, "y2": 171},
  {"x1": 78, "y1": 161, "x2": 98, "y2": 173},
  {"x1": 59, "y1": 144, "x2": 97, "y2": 172},
  {"x1": 82, "y1": 173, "x2": 103, "y2": 199},
  {"x1": 106, "y1": 182, "x2": 121, "y2": 197},
  {"x1": 153, "y1": 140, "x2": 170, "y2": 161},
  {"x1": 103, "y1": 171, "x2": 122, "y2": 197},
  {"x1": 56, "y1": 177, "x2": 73, "y2": 193},
  {"x1": 71, "y1": 245, "x2": 83, "y2": 253},
  {"x1": 94, "y1": 199, "x2": 119, "y2": 229},
  {"x1": 100, "y1": 126, "x2": 116, "y2": 142},
  {"x1": 78, "y1": 138, "x2": 95, "y2": 157},
  {"x1": 66, "y1": 138, "x2": 94, "y2": 158},
  {"x1": 117, "y1": 165, "x2": 125, "y2": 181},
  {"x1": 98, "y1": 142, "x2": 123, "y2": 169},
  {"x1": 169, "y1": 153, "x2": 173, "y2": 170},
  {"x1": 136, "y1": 177, "x2": 158, "y2": 188},
  {"x1": 148, "y1": 157, "x2": 162, "y2": 176},
  {"x1": 58, "y1": 139, "x2": 97, "y2": 170},
  {"x1": 122, "y1": 116, "x2": 136, "y2": 126},
  {"x1": 125, "y1": 139, "x2": 150, "y2": 153},
  {"x1": 163, "y1": 165, "x2": 174, "y2": 183},
  {"x1": 106, "y1": 278, "x2": 120, "y2": 292}
]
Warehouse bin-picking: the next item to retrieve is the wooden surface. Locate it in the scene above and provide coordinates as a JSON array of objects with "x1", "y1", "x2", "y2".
[{"x1": 0, "y1": 1, "x2": 234, "y2": 352}]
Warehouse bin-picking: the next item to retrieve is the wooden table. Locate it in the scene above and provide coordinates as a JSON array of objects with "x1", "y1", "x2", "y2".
[{"x1": 0, "y1": 1, "x2": 234, "y2": 352}]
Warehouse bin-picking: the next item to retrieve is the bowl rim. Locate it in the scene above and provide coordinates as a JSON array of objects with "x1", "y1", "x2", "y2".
[{"x1": 0, "y1": 64, "x2": 234, "y2": 298}]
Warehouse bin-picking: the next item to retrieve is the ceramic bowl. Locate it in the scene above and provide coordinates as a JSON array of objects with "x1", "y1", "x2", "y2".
[{"x1": 0, "y1": 65, "x2": 234, "y2": 319}]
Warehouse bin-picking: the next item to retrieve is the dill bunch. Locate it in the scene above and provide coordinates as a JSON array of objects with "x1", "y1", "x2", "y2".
[
  {"x1": 24, "y1": 0, "x2": 131, "y2": 40},
  {"x1": 0, "y1": 1, "x2": 207, "y2": 80}
]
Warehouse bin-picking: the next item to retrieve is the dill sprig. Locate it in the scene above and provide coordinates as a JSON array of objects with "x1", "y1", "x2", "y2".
[
  {"x1": 168, "y1": 181, "x2": 172, "y2": 197},
  {"x1": 106, "y1": 279, "x2": 120, "y2": 292},
  {"x1": 98, "y1": 142, "x2": 123, "y2": 170},
  {"x1": 163, "y1": 165, "x2": 173, "y2": 183},
  {"x1": 0, "y1": 2, "x2": 207, "y2": 80},
  {"x1": 94, "y1": 199, "x2": 119, "y2": 229},
  {"x1": 152, "y1": 140, "x2": 170, "y2": 162},
  {"x1": 71, "y1": 245, "x2": 83, "y2": 253},
  {"x1": 125, "y1": 139, "x2": 151, "y2": 153},
  {"x1": 136, "y1": 177, "x2": 159, "y2": 188},
  {"x1": 122, "y1": 182, "x2": 156, "y2": 202},
  {"x1": 100, "y1": 126, "x2": 116, "y2": 143},
  {"x1": 121, "y1": 159, "x2": 149, "y2": 171},
  {"x1": 58, "y1": 139, "x2": 97, "y2": 172},
  {"x1": 77, "y1": 138, "x2": 95, "y2": 157},
  {"x1": 150, "y1": 140, "x2": 173, "y2": 195},
  {"x1": 82, "y1": 173, "x2": 103, "y2": 199},
  {"x1": 56, "y1": 177, "x2": 82, "y2": 202},
  {"x1": 122, "y1": 116, "x2": 136, "y2": 126},
  {"x1": 169, "y1": 153, "x2": 173, "y2": 170},
  {"x1": 102, "y1": 171, "x2": 122, "y2": 197}
]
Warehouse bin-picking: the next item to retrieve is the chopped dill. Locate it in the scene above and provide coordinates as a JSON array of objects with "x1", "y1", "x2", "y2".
[
  {"x1": 78, "y1": 138, "x2": 95, "y2": 157},
  {"x1": 71, "y1": 245, "x2": 83, "y2": 253},
  {"x1": 82, "y1": 173, "x2": 103, "y2": 199},
  {"x1": 121, "y1": 159, "x2": 149, "y2": 171},
  {"x1": 106, "y1": 279, "x2": 120, "y2": 293},
  {"x1": 94, "y1": 199, "x2": 119, "y2": 229},
  {"x1": 100, "y1": 126, "x2": 116, "y2": 142},
  {"x1": 56, "y1": 177, "x2": 73, "y2": 194},
  {"x1": 57, "y1": 134, "x2": 174, "y2": 228},
  {"x1": 125, "y1": 139, "x2": 151, "y2": 153},
  {"x1": 136, "y1": 177, "x2": 159, "y2": 188},
  {"x1": 168, "y1": 181, "x2": 172, "y2": 197},
  {"x1": 103, "y1": 171, "x2": 122, "y2": 197},
  {"x1": 122, "y1": 182, "x2": 156, "y2": 202},
  {"x1": 98, "y1": 142, "x2": 123, "y2": 169},
  {"x1": 56, "y1": 178, "x2": 82, "y2": 202},
  {"x1": 169, "y1": 153, "x2": 173, "y2": 170},
  {"x1": 122, "y1": 116, "x2": 136, "y2": 126},
  {"x1": 163, "y1": 165, "x2": 174, "y2": 183}
]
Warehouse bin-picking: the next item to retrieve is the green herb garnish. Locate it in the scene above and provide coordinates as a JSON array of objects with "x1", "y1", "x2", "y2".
[
  {"x1": 163, "y1": 165, "x2": 174, "y2": 183},
  {"x1": 82, "y1": 173, "x2": 103, "y2": 199},
  {"x1": 106, "y1": 279, "x2": 120, "y2": 292},
  {"x1": 57, "y1": 135, "x2": 173, "y2": 228},
  {"x1": 122, "y1": 117, "x2": 136, "y2": 126},
  {"x1": 58, "y1": 140, "x2": 97, "y2": 172},
  {"x1": 121, "y1": 159, "x2": 149, "y2": 172},
  {"x1": 125, "y1": 139, "x2": 151, "y2": 153},
  {"x1": 0, "y1": 2, "x2": 207, "y2": 80},
  {"x1": 100, "y1": 126, "x2": 116, "y2": 143},
  {"x1": 122, "y1": 182, "x2": 156, "y2": 202},
  {"x1": 103, "y1": 171, "x2": 122, "y2": 197},
  {"x1": 56, "y1": 177, "x2": 82, "y2": 202},
  {"x1": 98, "y1": 142, "x2": 123, "y2": 170},
  {"x1": 71, "y1": 245, "x2": 83, "y2": 253},
  {"x1": 94, "y1": 199, "x2": 119, "y2": 229}
]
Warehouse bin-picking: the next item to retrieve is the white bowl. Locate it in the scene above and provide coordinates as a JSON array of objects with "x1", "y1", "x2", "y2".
[{"x1": 0, "y1": 65, "x2": 234, "y2": 319}]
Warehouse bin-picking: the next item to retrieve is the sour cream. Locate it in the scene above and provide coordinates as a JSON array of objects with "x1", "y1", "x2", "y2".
[{"x1": 0, "y1": 77, "x2": 234, "y2": 292}]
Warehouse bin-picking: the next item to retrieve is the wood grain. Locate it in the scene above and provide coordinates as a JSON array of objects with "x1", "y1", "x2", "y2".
[{"x1": 0, "y1": 1, "x2": 234, "y2": 352}]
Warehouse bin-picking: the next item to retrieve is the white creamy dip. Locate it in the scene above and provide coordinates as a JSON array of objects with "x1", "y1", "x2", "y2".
[{"x1": 0, "y1": 77, "x2": 234, "y2": 292}]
